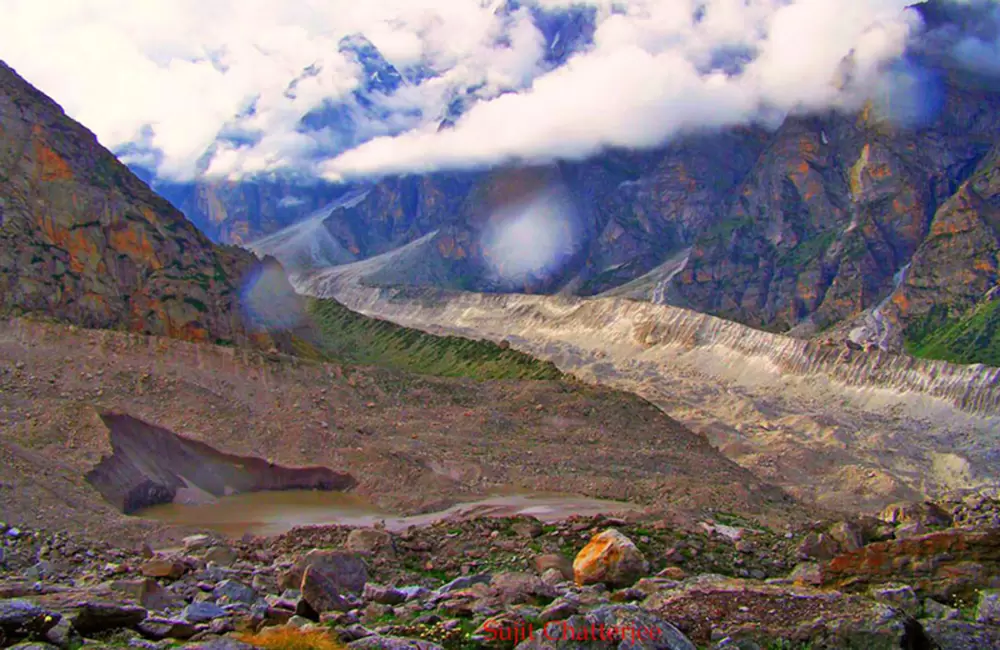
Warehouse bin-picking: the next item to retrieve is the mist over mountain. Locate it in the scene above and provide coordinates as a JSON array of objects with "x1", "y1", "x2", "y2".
[{"x1": 3, "y1": 0, "x2": 1000, "y2": 362}]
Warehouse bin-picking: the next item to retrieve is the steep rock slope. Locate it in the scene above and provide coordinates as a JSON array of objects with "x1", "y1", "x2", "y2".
[
  {"x1": 674, "y1": 72, "x2": 1000, "y2": 336},
  {"x1": 883, "y1": 141, "x2": 1000, "y2": 361},
  {"x1": 0, "y1": 61, "x2": 263, "y2": 344}
]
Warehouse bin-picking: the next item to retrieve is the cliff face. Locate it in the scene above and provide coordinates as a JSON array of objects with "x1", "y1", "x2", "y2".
[
  {"x1": 0, "y1": 61, "x2": 268, "y2": 345},
  {"x1": 672, "y1": 74, "x2": 1000, "y2": 336},
  {"x1": 246, "y1": 69, "x2": 1000, "y2": 360}
]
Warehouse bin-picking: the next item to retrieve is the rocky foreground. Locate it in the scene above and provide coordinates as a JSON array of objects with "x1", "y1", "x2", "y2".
[{"x1": 2, "y1": 496, "x2": 1000, "y2": 650}]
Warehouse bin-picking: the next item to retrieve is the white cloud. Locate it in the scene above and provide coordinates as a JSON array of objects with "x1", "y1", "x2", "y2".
[{"x1": 0, "y1": 0, "x2": 991, "y2": 183}]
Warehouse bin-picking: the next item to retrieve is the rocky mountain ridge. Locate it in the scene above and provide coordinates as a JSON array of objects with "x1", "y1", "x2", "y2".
[{"x1": 0, "y1": 61, "x2": 272, "y2": 347}]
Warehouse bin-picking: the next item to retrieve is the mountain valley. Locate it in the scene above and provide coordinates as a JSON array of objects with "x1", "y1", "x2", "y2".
[{"x1": 4, "y1": 1, "x2": 1000, "y2": 647}]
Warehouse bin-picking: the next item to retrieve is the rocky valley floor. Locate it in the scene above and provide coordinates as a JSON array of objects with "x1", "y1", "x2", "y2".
[{"x1": 2, "y1": 496, "x2": 1000, "y2": 650}]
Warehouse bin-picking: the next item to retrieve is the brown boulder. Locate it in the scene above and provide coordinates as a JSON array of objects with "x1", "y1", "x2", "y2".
[
  {"x1": 490, "y1": 572, "x2": 556, "y2": 606},
  {"x1": 828, "y1": 521, "x2": 864, "y2": 553},
  {"x1": 796, "y1": 532, "x2": 840, "y2": 561},
  {"x1": 140, "y1": 558, "x2": 186, "y2": 580},
  {"x1": 109, "y1": 578, "x2": 177, "y2": 610},
  {"x1": 300, "y1": 565, "x2": 351, "y2": 615},
  {"x1": 279, "y1": 550, "x2": 368, "y2": 593},
  {"x1": 573, "y1": 528, "x2": 648, "y2": 588},
  {"x1": 345, "y1": 529, "x2": 393, "y2": 556}
]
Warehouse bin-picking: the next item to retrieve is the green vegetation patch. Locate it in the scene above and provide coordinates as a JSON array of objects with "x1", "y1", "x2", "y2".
[
  {"x1": 304, "y1": 297, "x2": 563, "y2": 381},
  {"x1": 904, "y1": 300, "x2": 1000, "y2": 366}
]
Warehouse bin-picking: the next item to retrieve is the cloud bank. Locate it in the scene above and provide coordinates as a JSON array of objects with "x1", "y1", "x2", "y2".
[{"x1": 0, "y1": 0, "x2": 996, "y2": 183}]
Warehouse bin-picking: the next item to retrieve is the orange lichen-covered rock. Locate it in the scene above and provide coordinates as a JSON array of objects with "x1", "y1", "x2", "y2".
[
  {"x1": 573, "y1": 528, "x2": 649, "y2": 588},
  {"x1": 0, "y1": 60, "x2": 277, "y2": 349}
]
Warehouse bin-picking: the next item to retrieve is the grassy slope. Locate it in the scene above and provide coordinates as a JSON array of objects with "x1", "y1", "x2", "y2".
[
  {"x1": 301, "y1": 297, "x2": 563, "y2": 381},
  {"x1": 904, "y1": 299, "x2": 1000, "y2": 366}
]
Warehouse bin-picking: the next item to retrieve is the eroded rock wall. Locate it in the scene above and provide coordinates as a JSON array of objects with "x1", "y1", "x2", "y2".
[{"x1": 85, "y1": 413, "x2": 356, "y2": 513}]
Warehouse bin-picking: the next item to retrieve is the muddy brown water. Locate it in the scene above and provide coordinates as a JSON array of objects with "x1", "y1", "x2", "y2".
[{"x1": 134, "y1": 489, "x2": 642, "y2": 537}]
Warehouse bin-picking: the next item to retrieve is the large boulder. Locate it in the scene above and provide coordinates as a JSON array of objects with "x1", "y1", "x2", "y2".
[
  {"x1": 977, "y1": 589, "x2": 1000, "y2": 625},
  {"x1": 300, "y1": 564, "x2": 352, "y2": 614},
  {"x1": 136, "y1": 617, "x2": 199, "y2": 640},
  {"x1": 490, "y1": 572, "x2": 557, "y2": 606},
  {"x1": 279, "y1": 550, "x2": 368, "y2": 594},
  {"x1": 573, "y1": 529, "x2": 648, "y2": 588},
  {"x1": 0, "y1": 600, "x2": 61, "y2": 644},
  {"x1": 346, "y1": 529, "x2": 394, "y2": 555},
  {"x1": 140, "y1": 558, "x2": 187, "y2": 580},
  {"x1": 922, "y1": 620, "x2": 1000, "y2": 650},
  {"x1": 109, "y1": 578, "x2": 177, "y2": 611},
  {"x1": 63, "y1": 602, "x2": 147, "y2": 635}
]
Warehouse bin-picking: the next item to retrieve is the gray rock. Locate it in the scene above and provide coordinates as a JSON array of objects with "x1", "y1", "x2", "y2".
[
  {"x1": 363, "y1": 584, "x2": 406, "y2": 606},
  {"x1": 922, "y1": 620, "x2": 1000, "y2": 650},
  {"x1": 181, "y1": 602, "x2": 226, "y2": 623},
  {"x1": 43, "y1": 617, "x2": 80, "y2": 649},
  {"x1": 870, "y1": 584, "x2": 921, "y2": 616},
  {"x1": 515, "y1": 604, "x2": 697, "y2": 649},
  {"x1": 137, "y1": 617, "x2": 199, "y2": 640},
  {"x1": 491, "y1": 572, "x2": 557, "y2": 606},
  {"x1": 9, "y1": 643, "x2": 59, "y2": 650},
  {"x1": 347, "y1": 636, "x2": 444, "y2": 649},
  {"x1": 435, "y1": 574, "x2": 491, "y2": 596},
  {"x1": 213, "y1": 580, "x2": 256, "y2": 605},
  {"x1": 279, "y1": 550, "x2": 368, "y2": 594},
  {"x1": 203, "y1": 546, "x2": 237, "y2": 567},
  {"x1": 923, "y1": 599, "x2": 960, "y2": 620},
  {"x1": 827, "y1": 521, "x2": 864, "y2": 552},
  {"x1": 977, "y1": 589, "x2": 1000, "y2": 625},
  {"x1": 336, "y1": 624, "x2": 375, "y2": 643},
  {"x1": 65, "y1": 602, "x2": 147, "y2": 636},
  {"x1": 539, "y1": 599, "x2": 578, "y2": 624},
  {"x1": 0, "y1": 600, "x2": 61, "y2": 640},
  {"x1": 301, "y1": 565, "x2": 351, "y2": 614},
  {"x1": 396, "y1": 586, "x2": 430, "y2": 602}
]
